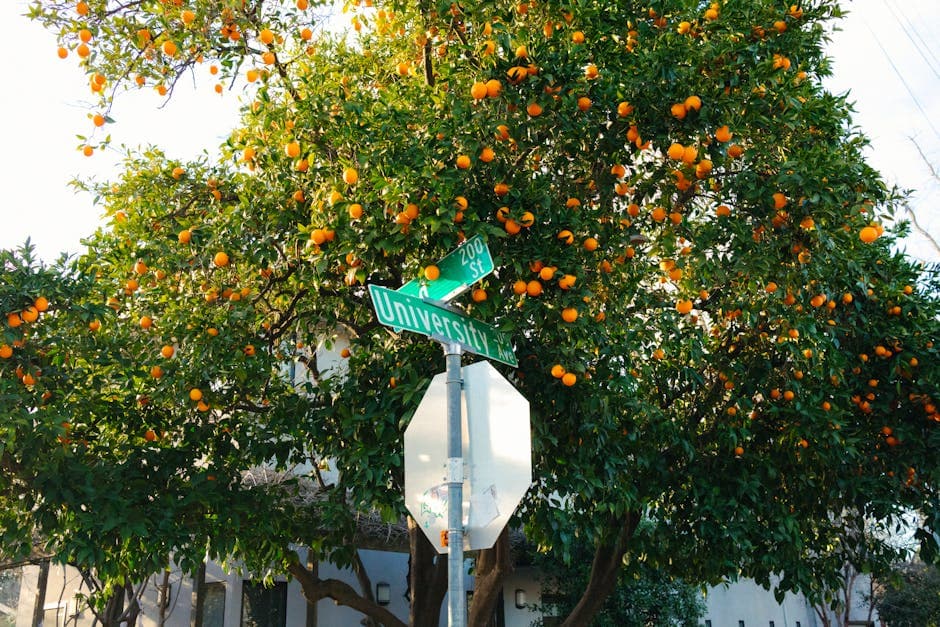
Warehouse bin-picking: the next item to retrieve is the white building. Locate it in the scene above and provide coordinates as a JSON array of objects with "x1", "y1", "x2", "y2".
[{"x1": 0, "y1": 552, "x2": 881, "y2": 627}]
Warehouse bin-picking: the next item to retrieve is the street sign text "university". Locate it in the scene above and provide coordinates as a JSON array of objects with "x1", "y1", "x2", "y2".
[{"x1": 368, "y1": 285, "x2": 516, "y2": 367}]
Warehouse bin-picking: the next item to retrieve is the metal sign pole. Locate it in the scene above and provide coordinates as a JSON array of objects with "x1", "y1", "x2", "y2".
[{"x1": 444, "y1": 342, "x2": 466, "y2": 627}]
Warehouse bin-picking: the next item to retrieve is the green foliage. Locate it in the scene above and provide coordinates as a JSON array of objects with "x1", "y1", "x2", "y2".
[
  {"x1": 8, "y1": 0, "x2": 940, "y2": 622},
  {"x1": 874, "y1": 562, "x2": 940, "y2": 627},
  {"x1": 531, "y1": 528, "x2": 706, "y2": 627}
]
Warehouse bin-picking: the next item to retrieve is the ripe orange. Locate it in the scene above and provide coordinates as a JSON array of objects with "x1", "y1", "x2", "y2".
[
  {"x1": 675, "y1": 299, "x2": 693, "y2": 315},
  {"x1": 485, "y1": 79, "x2": 502, "y2": 98},
  {"x1": 617, "y1": 101, "x2": 634, "y2": 117},
  {"x1": 140, "y1": 315, "x2": 153, "y2": 329},
  {"x1": 145, "y1": 428, "x2": 159, "y2": 442},
  {"x1": 512, "y1": 280, "x2": 528, "y2": 295},
  {"x1": 526, "y1": 102, "x2": 543, "y2": 117},
  {"x1": 480, "y1": 147, "x2": 496, "y2": 162},
  {"x1": 0, "y1": 344, "x2": 12, "y2": 359},
  {"x1": 558, "y1": 274, "x2": 576, "y2": 290},
  {"x1": 343, "y1": 167, "x2": 359, "y2": 185},
  {"x1": 88, "y1": 320, "x2": 101, "y2": 331},
  {"x1": 456, "y1": 154, "x2": 471, "y2": 169},
  {"x1": 244, "y1": 344, "x2": 256, "y2": 356},
  {"x1": 471, "y1": 81, "x2": 488, "y2": 100},
  {"x1": 189, "y1": 388, "x2": 203, "y2": 402},
  {"x1": 150, "y1": 365, "x2": 163, "y2": 379},
  {"x1": 550, "y1": 364, "x2": 565, "y2": 378},
  {"x1": 577, "y1": 97, "x2": 592, "y2": 112},
  {"x1": 859, "y1": 226, "x2": 879, "y2": 243},
  {"x1": 715, "y1": 125, "x2": 732, "y2": 142},
  {"x1": 178, "y1": 229, "x2": 193, "y2": 244},
  {"x1": 214, "y1": 251, "x2": 230, "y2": 267},
  {"x1": 772, "y1": 192, "x2": 788, "y2": 209},
  {"x1": 670, "y1": 103, "x2": 687, "y2": 119},
  {"x1": 161, "y1": 40, "x2": 177, "y2": 56},
  {"x1": 526, "y1": 280, "x2": 543, "y2": 297},
  {"x1": 161, "y1": 344, "x2": 175, "y2": 358},
  {"x1": 583, "y1": 237, "x2": 599, "y2": 251},
  {"x1": 682, "y1": 95, "x2": 700, "y2": 112},
  {"x1": 561, "y1": 372, "x2": 577, "y2": 386},
  {"x1": 561, "y1": 307, "x2": 578, "y2": 323},
  {"x1": 667, "y1": 143, "x2": 685, "y2": 160},
  {"x1": 424, "y1": 265, "x2": 441, "y2": 281},
  {"x1": 471, "y1": 288, "x2": 487, "y2": 302},
  {"x1": 571, "y1": 31, "x2": 585, "y2": 44},
  {"x1": 557, "y1": 230, "x2": 574, "y2": 245},
  {"x1": 494, "y1": 182, "x2": 509, "y2": 196}
]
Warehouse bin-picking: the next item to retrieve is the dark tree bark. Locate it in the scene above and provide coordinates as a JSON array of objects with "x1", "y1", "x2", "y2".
[
  {"x1": 468, "y1": 528, "x2": 511, "y2": 627},
  {"x1": 190, "y1": 560, "x2": 206, "y2": 627},
  {"x1": 408, "y1": 517, "x2": 448, "y2": 627},
  {"x1": 287, "y1": 560, "x2": 407, "y2": 627},
  {"x1": 30, "y1": 560, "x2": 49, "y2": 627},
  {"x1": 560, "y1": 512, "x2": 640, "y2": 627}
]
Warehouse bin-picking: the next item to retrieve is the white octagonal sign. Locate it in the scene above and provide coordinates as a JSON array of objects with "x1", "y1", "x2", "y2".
[{"x1": 405, "y1": 360, "x2": 531, "y2": 553}]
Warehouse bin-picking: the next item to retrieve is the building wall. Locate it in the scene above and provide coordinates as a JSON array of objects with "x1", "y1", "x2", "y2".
[
  {"x1": 701, "y1": 579, "x2": 818, "y2": 627},
  {"x1": 6, "y1": 556, "x2": 882, "y2": 627}
]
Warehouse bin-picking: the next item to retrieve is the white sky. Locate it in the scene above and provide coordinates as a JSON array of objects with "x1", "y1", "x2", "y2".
[{"x1": 1, "y1": 0, "x2": 937, "y2": 263}]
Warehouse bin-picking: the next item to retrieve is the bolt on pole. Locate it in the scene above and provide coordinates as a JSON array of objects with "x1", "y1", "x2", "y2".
[{"x1": 444, "y1": 342, "x2": 466, "y2": 627}]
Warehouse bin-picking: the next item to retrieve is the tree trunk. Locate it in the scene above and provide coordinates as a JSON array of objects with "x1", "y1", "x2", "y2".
[
  {"x1": 30, "y1": 559, "x2": 49, "y2": 627},
  {"x1": 190, "y1": 560, "x2": 206, "y2": 627},
  {"x1": 468, "y1": 527, "x2": 511, "y2": 627},
  {"x1": 408, "y1": 517, "x2": 447, "y2": 627},
  {"x1": 157, "y1": 569, "x2": 171, "y2": 627},
  {"x1": 286, "y1": 560, "x2": 407, "y2": 627},
  {"x1": 102, "y1": 583, "x2": 124, "y2": 627},
  {"x1": 560, "y1": 512, "x2": 640, "y2": 627}
]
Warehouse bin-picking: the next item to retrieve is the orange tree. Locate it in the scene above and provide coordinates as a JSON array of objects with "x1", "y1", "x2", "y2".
[{"x1": 21, "y1": 0, "x2": 940, "y2": 625}]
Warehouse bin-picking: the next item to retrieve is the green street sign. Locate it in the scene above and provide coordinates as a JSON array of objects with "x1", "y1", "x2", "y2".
[
  {"x1": 368, "y1": 284, "x2": 517, "y2": 367},
  {"x1": 398, "y1": 235, "x2": 494, "y2": 302}
]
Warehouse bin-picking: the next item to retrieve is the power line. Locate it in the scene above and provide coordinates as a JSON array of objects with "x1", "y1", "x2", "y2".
[
  {"x1": 884, "y1": 0, "x2": 940, "y2": 80},
  {"x1": 861, "y1": 16, "x2": 940, "y2": 143}
]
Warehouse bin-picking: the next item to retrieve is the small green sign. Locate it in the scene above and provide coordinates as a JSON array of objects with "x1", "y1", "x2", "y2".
[
  {"x1": 398, "y1": 235, "x2": 494, "y2": 302},
  {"x1": 368, "y1": 284, "x2": 516, "y2": 367}
]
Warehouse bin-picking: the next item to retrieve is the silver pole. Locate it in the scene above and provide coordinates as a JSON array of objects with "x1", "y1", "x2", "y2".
[{"x1": 444, "y1": 342, "x2": 465, "y2": 627}]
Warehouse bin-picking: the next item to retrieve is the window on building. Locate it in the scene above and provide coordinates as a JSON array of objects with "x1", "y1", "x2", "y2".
[
  {"x1": 202, "y1": 582, "x2": 226, "y2": 627},
  {"x1": 540, "y1": 593, "x2": 564, "y2": 627},
  {"x1": 42, "y1": 603, "x2": 69, "y2": 627},
  {"x1": 241, "y1": 581, "x2": 287, "y2": 627},
  {"x1": 0, "y1": 567, "x2": 22, "y2": 627}
]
